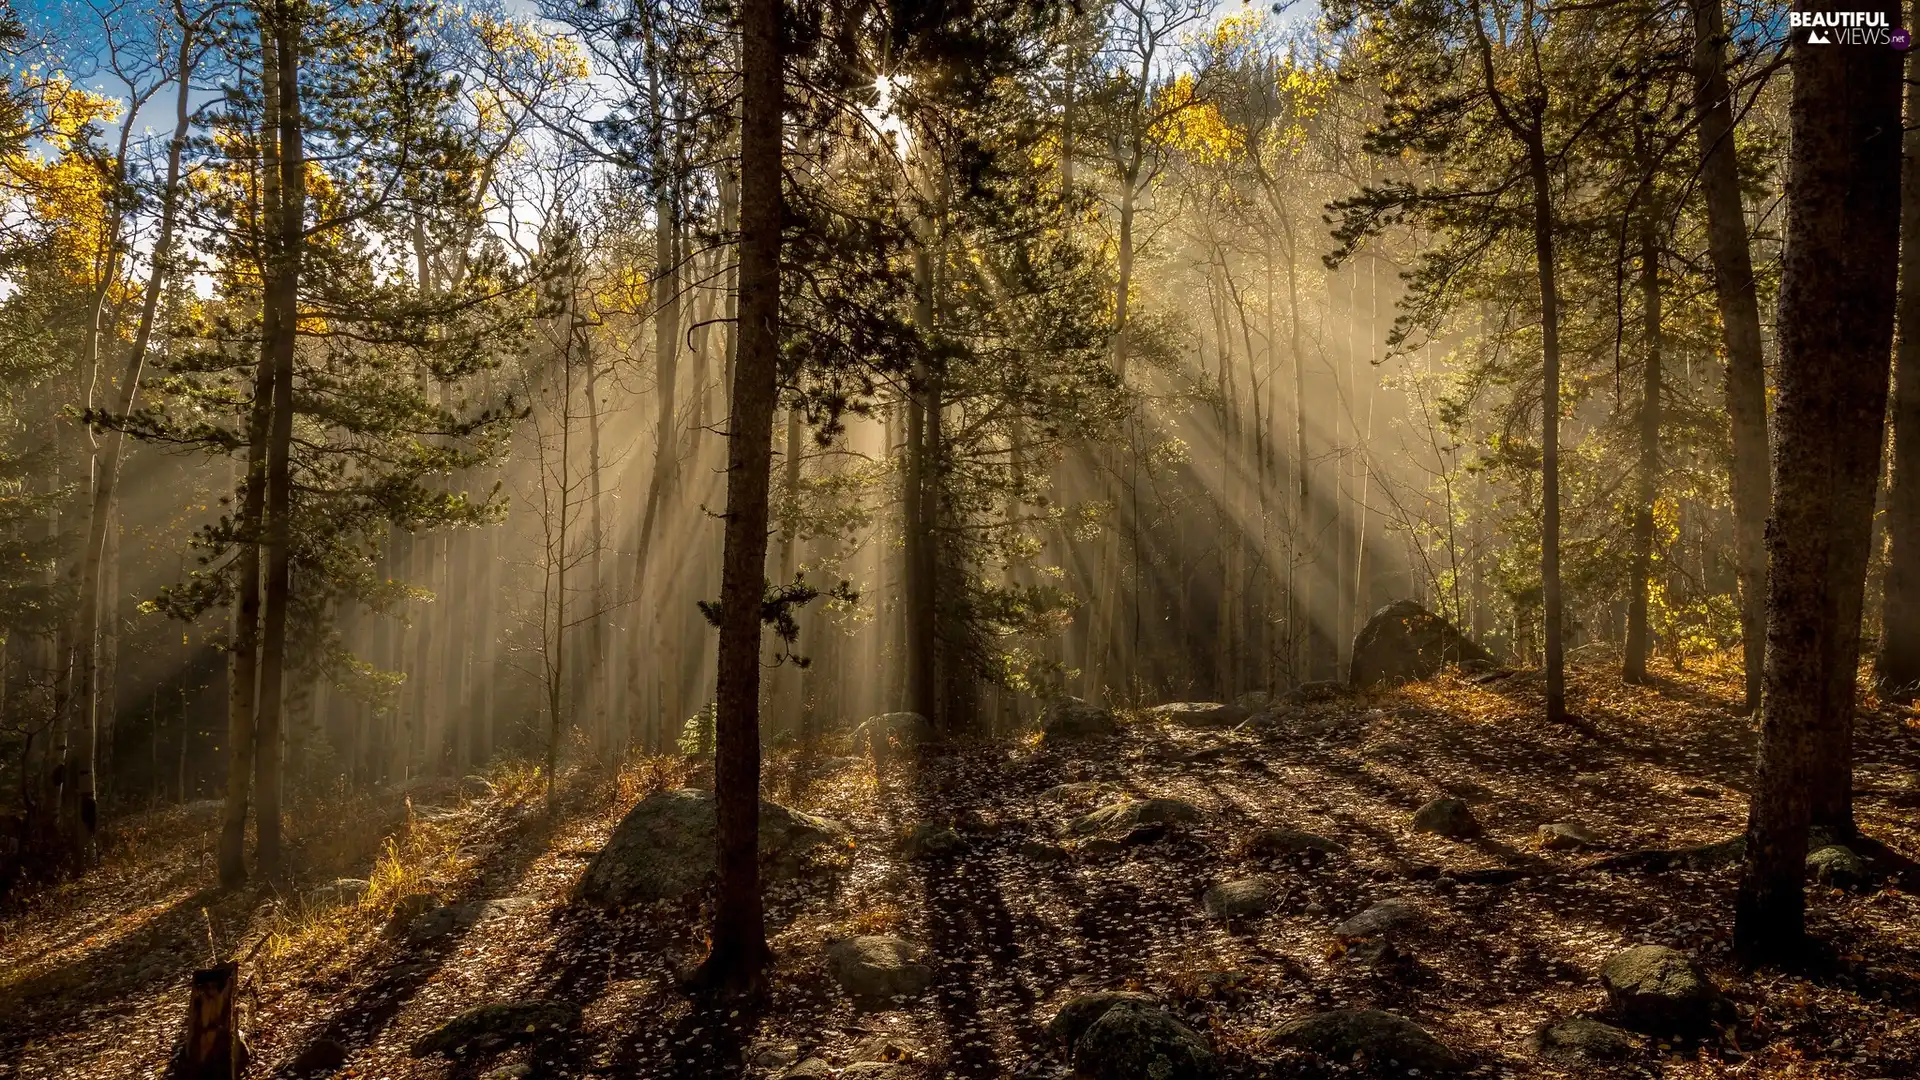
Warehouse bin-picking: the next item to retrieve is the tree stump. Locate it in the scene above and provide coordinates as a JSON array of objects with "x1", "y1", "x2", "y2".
[{"x1": 176, "y1": 961, "x2": 243, "y2": 1079}]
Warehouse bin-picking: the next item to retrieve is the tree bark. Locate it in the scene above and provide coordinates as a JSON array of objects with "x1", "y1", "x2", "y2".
[
  {"x1": 253, "y1": 3, "x2": 306, "y2": 877},
  {"x1": 698, "y1": 0, "x2": 779, "y2": 993},
  {"x1": 1877, "y1": 9, "x2": 1920, "y2": 702},
  {"x1": 1625, "y1": 188, "x2": 1662, "y2": 683},
  {"x1": 219, "y1": 19, "x2": 281, "y2": 888},
  {"x1": 1526, "y1": 134, "x2": 1568, "y2": 726},
  {"x1": 1690, "y1": 0, "x2": 1772, "y2": 713},
  {"x1": 176, "y1": 961, "x2": 243, "y2": 1080},
  {"x1": 1736, "y1": 16, "x2": 1902, "y2": 960},
  {"x1": 629, "y1": 122, "x2": 680, "y2": 750},
  {"x1": 904, "y1": 230, "x2": 937, "y2": 721}
]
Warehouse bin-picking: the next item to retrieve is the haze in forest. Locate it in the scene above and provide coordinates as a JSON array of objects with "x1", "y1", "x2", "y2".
[{"x1": 1, "y1": 0, "x2": 1918, "y2": 1078}]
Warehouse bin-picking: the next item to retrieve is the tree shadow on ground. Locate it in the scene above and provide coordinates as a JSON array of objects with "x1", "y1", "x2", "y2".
[{"x1": 268, "y1": 796, "x2": 562, "y2": 1078}]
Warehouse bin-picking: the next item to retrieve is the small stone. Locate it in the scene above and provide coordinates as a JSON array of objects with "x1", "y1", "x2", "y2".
[
  {"x1": 902, "y1": 822, "x2": 964, "y2": 859},
  {"x1": 1530, "y1": 1017, "x2": 1640, "y2": 1062},
  {"x1": 751, "y1": 1042, "x2": 802, "y2": 1068},
  {"x1": 1072, "y1": 1000, "x2": 1216, "y2": 1080},
  {"x1": 1269, "y1": 1008, "x2": 1459, "y2": 1073},
  {"x1": 382, "y1": 892, "x2": 443, "y2": 936},
  {"x1": 1599, "y1": 945, "x2": 1730, "y2": 1033},
  {"x1": 1537, "y1": 821, "x2": 1599, "y2": 851},
  {"x1": 783, "y1": 1060, "x2": 832, "y2": 1080},
  {"x1": 1145, "y1": 701, "x2": 1252, "y2": 728},
  {"x1": 1019, "y1": 838, "x2": 1069, "y2": 861},
  {"x1": 825, "y1": 936, "x2": 933, "y2": 1000},
  {"x1": 1203, "y1": 876, "x2": 1280, "y2": 920},
  {"x1": 1280, "y1": 679, "x2": 1348, "y2": 704},
  {"x1": 1047, "y1": 991, "x2": 1161, "y2": 1045},
  {"x1": 1682, "y1": 785, "x2": 1721, "y2": 798},
  {"x1": 1807, "y1": 845, "x2": 1868, "y2": 888},
  {"x1": 850, "y1": 1034, "x2": 923, "y2": 1062},
  {"x1": 1410, "y1": 798, "x2": 1480, "y2": 838},
  {"x1": 1573, "y1": 772, "x2": 1610, "y2": 788},
  {"x1": 839, "y1": 1064, "x2": 909, "y2": 1080},
  {"x1": 1334, "y1": 898, "x2": 1425, "y2": 940},
  {"x1": 1067, "y1": 798, "x2": 1203, "y2": 836}
]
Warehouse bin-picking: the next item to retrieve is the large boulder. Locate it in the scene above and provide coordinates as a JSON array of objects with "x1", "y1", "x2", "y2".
[
  {"x1": 1598, "y1": 946, "x2": 1731, "y2": 1033},
  {"x1": 1349, "y1": 600, "x2": 1496, "y2": 688},
  {"x1": 855, "y1": 711, "x2": 936, "y2": 751},
  {"x1": 1048, "y1": 991, "x2": 1162, "y2": 1045},
  {"x1": 1042, "y1": 697, "x2": 1119, "y2": 742},
  {"x1": 1067, "y1": 797, "x2": 1203, "y2": 837},
  {"x1": 409, "y1": 999, "x2": 581, "y2": 1058},
  {"x1": 1145, "y1": 702, "x2": 1250, "y2": 729},
  {"x1": 1072, "y1": 999, "x2": 1216, "y2": 1080},
  {"x1": 825, "y1": 936, "x2": 933, "y2": 1000},
  {"x1": 1269, "y1": 1008, "x2": 1460, "y2": 1073},
  {"x1": 577, "y1": 788, "x2": 843, "y2": 906}
]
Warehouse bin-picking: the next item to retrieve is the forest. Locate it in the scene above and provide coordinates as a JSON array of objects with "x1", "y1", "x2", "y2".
[{"x1": 2, "y1": 0, "x2": 1919, "y2": 1076}]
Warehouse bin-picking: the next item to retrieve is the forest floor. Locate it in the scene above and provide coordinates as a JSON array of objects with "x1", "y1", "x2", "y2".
[{"x1": 5, "y1": 653, "x2": 1920, "y2": 1079}]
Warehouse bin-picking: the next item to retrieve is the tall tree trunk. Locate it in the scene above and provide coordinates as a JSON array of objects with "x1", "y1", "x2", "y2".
[
  {"x1": 1878, "y1": 12, "x2": 1920, "y2": 702},
  {"x1": 1691, "y1": 0, "x2": 1772, "y2": 713},
  {"x1": 904, "y1": 230, "x2": 937, "y2": 721},
  {"x1": 253, "y1": 4, "x2": 306, "y2": 877},
  {"x1": 1526, "y1": 134, "x2": 1568, "y2": 726},
  {"x1": 1736, "y1": 18, "x2": 1902, "y2": 959},
  {"x1": 698, "y1": 0, "x2": 779, "y2": 993},
  {"x1": 219, "y1": 21, "x2": 280, "y2": 888},
  {"x1": 1625, "y1": 190, "x2": 1663, "y2": 683},
  {"x1": 629, "y1": 166, "x2": 680, "y2": 749}
]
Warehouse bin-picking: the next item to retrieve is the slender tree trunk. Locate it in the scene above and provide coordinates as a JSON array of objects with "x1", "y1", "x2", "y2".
[
  {"x1": 64, "y1": 27, "x2": 196, "y2": 856},
  {"x1": 1526, "y1": 134, "x2": 1568, "y2": 726},
  {"x1": 1736, "y1": 19, "x2": 1902, "y2": 959},
  {"x1": 629, "y1": 169, "x2": 680, "y2": 749},
  {"x1": 253, "y1": 5, "x2": 306, "y2": 877},
  {"x1": 776, "y1": 405, "x2": 803, "y2": 728},
  {"x1": 1691, "y1": 0, "x2": 1772, "y2": 713},
  {"x1": 219, "y1": 23, "x2": 280, "y2": 888},
  {"x1": 1878, "y1": 13, "x2": 1920, "y2": 702},
  {"x1": 904, "y1": 231, "x2": 937, "y2": 721},
  {"x1": 698, "y1": 0, "x2": 779, "y2": 992},
  {"x1": 1625, "y1": 192, "x2": 1663, "y2": 683}
]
